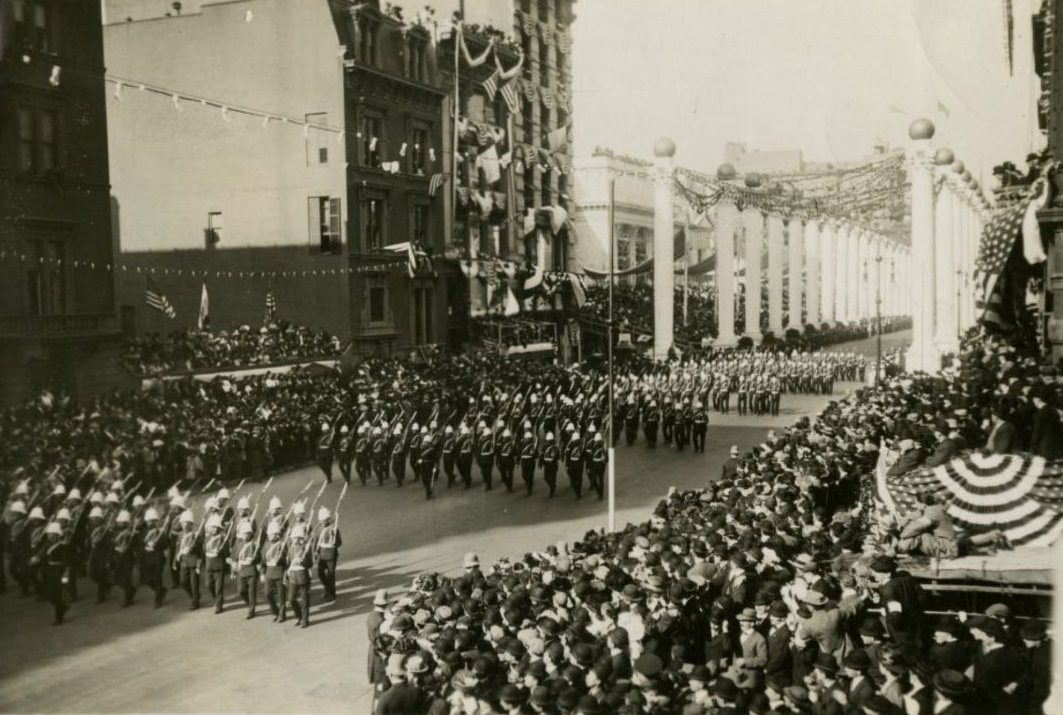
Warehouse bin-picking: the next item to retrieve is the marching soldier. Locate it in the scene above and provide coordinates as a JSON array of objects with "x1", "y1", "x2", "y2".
[
  {"x1": 588, "y1": 432, "x2": 606, "y2": 500},
  {"x1": 674, "y1": 399, "x2": 692, "y2": 452},
  {"x1": 286, "y1": 524, "x2": 314, "y2": 628},
  {"x1": 566, "y1": 431, "x2": 584, "y2": 499},
  {"x1": 643, "y1": 399, "x2": 660, "y2": 448},
  {"x1": 477, "y1": 427, "x2": 495, "y2": 491},
  {"x1": 8, "y1": 500, "x2": 33, "y2": 597},
  {"x1": 336, "y1": 425, "x2": 354, "y2": 486},
  {"x1": 541, "y1": 432, "x2": 560, "y2": 498},
  {"x1": 661, "y1": 397, "x2": 675, "y2": 446},
  {"x1": 457, "y1": 424, "x2": 475, "y2": 489},
  {"x1": 519, "y1": 430, "x2": 537, "y2": 496},
  {"x1": 166, "y1": 492, "x2": 187, "y2": 588},
  {"x1": 139, "y1": 507, "x2": 168, "y2": 608},
  {"x1": 624, "y1": 396, "x2": 640, "y2": 446},
  {"x1": 85, "y1": 504, "x2": 112, "y2": 603},
  {"x1": 692, "y1": 400, "x2": 709, "y2": 454},
  {"x1": 263, "y1": 496, "x2": 285, "y2": 543},
  {"x1": 234, "y1": 495, "x2": 256, "y2": 535},
  {"x1": 37, "y1": 521, "x2": 70, "y2": 625},
  {"x1": 261, "y1": 521, "x2": 287, "y2": 622},
  {"x1": 112, "y1": 510, "x2": 137, "y2": 607},
  {"x1": 497, "y1": 428, "x2": 516, "y2": 493},
  {"x1": 203, "y1": 514, "x2": 229, "y2": 613},
  {"x1": 316, "y1": 423, "x2": 335, "y2": 484},
  {"x1": 175, "y1": 510, "x2": 202, "y2": 611},
  {"x1": 315, "y1": 506, "x2": 341, "y2": 601},
  {"x1": 389, "y1": 424, "x2": 407, "y2": 487},
  {"x1": 215, "y1": 488, "x2": 235, "y2": 526},
  {"x1": 232, "y1": 520, "x2": 259, "y2": 619},
  {"x1": 371, "y1": 426, "x2": 388, "y2": 486},
  {"x1": 354, "y1": 425, "x2": 372, "y2": 486},
  {"x1": 441, "y1": 426, "x2": 457, "y2": 488}
]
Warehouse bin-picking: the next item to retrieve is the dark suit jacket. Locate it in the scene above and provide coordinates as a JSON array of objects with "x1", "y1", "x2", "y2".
[
  {"x1": 986, "y1": 420, "x2": 1018, "y2": 454},
  {"x1": 1030, "y1": 405, "x2": 1063, "y2": 459},
  {"x1": 366, "y1": 610, "x2": 384, "y2": 682},
  {"x1": 887, "y1": 447, "x2": 926, "y2": 476},
  {"x1": 924, "y1": 439, "x2": 964, "y2": 468},
  {"x1": 764, "y1": 624, "x2": 793, "y2": 680}
]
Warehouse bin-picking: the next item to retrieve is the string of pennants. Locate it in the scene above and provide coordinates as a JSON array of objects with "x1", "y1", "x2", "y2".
[
  {"x1": 673, "y1": 154, "x2": 910, "y2": 225},
  {"x1": 515, "y1": 10, "x2": 573, "y2": 55},
  {"x1": 0, "y1": 248, "x2": 407, "y2": 279}
]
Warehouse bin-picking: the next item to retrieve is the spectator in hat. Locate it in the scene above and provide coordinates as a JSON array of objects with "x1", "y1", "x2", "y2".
[
  {"x1": 1029, "y1": 384, "x2": 1063, "y2": 459},
  {"x1": 930, "y1": 669, "x2": 973, "y2": 715},
  {"x1": 765, "y1": 600, "x2": 793, "y2": 683},
  {"x1": 736, "y1": 607, "x2": 768, "y2": 670},
  {"x1": 1019, "y1": 620, "x2": 1051, "y2": 713},
  {"x1": 809, "y1": 652, "x2": 847, "y2": 715},
  {"x1": 842, "y1": 649, "x2": 876, "y2": 710},
  {"x1": 796, "y1": 589, "x2": 860, "y2": 665},
  {"x1": 929, "y1": 618, "x2": 971, "y2": 674},
  {"x1": 985, "y1": 400, "x2": 1018, "y2": 455},
  {"x1": 901, "y1": 658, "x2": 936, "y2": 715},
  {"x1": 868, "y1": 556, "x2": 924, "y2": 658},
  {"x1": 924, "y1": 420, "x2": 966, "y2": 468},
  {"x1": 375, "y1": 652, "x2": 431, "y2": 714},
  {"x1": 368, "y1": 589, "x2": 389, "y2": 683},
  {"x1": 971, "y1": 616, "x2": 1024, "y2": 714},
  {"x1": 887, "y1": 437, "x2": 926, "y2": 477}
]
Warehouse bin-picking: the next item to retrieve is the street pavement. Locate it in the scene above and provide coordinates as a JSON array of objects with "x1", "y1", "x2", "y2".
[{"x1": 0, "y1": 332, "x2": 907, "y2": 714}]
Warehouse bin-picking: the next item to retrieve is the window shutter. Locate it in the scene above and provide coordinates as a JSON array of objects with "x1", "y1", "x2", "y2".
[
  {"x1": 308, "y1": 197, "x2": 321, "y2": 252},
  {"x1": 328, "y1": 197, "x2": 342, "y2": 252}
]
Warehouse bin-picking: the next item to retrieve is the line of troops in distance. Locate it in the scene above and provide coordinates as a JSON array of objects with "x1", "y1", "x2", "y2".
[
  {"x1": 4, "y1": 476, "x2": 344, "y2": 628},
  {"x1": 311, "y1": 352, "x2": 865, "y2": 499}
]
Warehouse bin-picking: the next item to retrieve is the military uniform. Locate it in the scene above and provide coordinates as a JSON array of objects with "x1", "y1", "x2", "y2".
[
  {"x1": 261, "y1": 535, "x2": 287, "y2": 621},
  {"x1": 286, "y1": 536, "x2": 314, "y2": 628},
  {"x1": 315, "y1": 516, "x2": 341, "y2": 601}
]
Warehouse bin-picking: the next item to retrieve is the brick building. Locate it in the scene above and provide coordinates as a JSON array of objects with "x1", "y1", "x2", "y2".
[{"x1": 0, "y1": 0, "x2": 127, "y2": 404}]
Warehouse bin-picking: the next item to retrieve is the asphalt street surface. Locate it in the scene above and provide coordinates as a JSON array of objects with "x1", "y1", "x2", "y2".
[{"x1": 0, "y1": 332, "x2": 906, "y2": 714}]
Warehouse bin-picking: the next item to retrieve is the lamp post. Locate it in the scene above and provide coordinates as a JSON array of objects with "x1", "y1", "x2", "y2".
[
  {"x1": 955, "y1": 268, "x2": 965, "y2": 341},
  {"x1": 864, "y1": 252, "x2": 894, "y2": 384}
]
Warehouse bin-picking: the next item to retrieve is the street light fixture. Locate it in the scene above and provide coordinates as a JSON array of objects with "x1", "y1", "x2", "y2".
[{"x1": 864, "y1": 251, "x2": 895, "y2": 384}]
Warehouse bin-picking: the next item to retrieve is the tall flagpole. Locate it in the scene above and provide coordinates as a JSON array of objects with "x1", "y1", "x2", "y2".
[{"x1": 452, "y1": 3, "x2": 465, "y2": 336}]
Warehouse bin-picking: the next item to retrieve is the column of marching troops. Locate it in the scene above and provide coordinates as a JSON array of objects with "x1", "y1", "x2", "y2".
[
  {"x1": 3, "y1": 474, "x2": 346, "y2": 628},
  {"x1": 1, "y1": 348, "x2": 864, "y2": 627}
]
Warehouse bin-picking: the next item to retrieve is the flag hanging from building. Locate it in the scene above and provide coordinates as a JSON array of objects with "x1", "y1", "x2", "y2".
[
  {"x1": 482, "y1": 68, "x2": 500, "y2": 101},
  {"x1": 875, "y1": 451, "x2": 1063, "y2": 547},
  {"x1": 197, "y1": 281, "x2": 210, "y2": 329},
  {"x1": 974, "y1": 185, "x2": 1045, "y2": 329},
  {"x1": 547, "y1": 122, "x2": 572, "y2": 152},
  {"x1": 500, "y1": 79, "x2": 521, "y2": 115},
  {"x1": 146, "y1": 275, "x2": 176, "y2": 319},
  {"x1": 428, "y1": 172, "x2": 448, "y2": 197},
  {"x1": 264, "y1": 289, "x2": 277, "y2": 324}
]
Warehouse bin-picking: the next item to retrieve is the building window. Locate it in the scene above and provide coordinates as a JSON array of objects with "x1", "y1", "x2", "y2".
[
  {"x1": 538, "y1": 0, "x2": 549, "y2": 22},
  {"x1": 540, "y1": 102, "x2": 551, "y2": 145},
  {"x1": 357, "y1": 16, "x2": 378, "y2": 65},
  {"x1": 367, "y1": 277, "x2": 389, "y2": 325},
  {"x1": 363, "y1": 195, "x2": 386, "y2": 251},
  {"x1": 522, "y1": 33, "x2": 533, "y2": 78},
  {"x1": 617, "y1": 235, "x2": 631, "y2": 270},
  {"x1": 555, "y1": 0, "x2": 566, "y2": 24},
  {"x1": 540, "y1": 168, "x2": 552, "y2": 207},
  {"x1": 13, "y1": 1, "x2": 53, "y2": 54},
  {"x1": 309, "y1": 197, "x2": 342, "y2": 254},
  {"x1": 361, "y1": 113, "x2": 383, "y2": 168},
  {"x1": 522, "y1": 100, "x2": 534, "y2": 143},
  {"x1": 25, "y1": 239, "x2": 65, "y2": 316},
  {"x1": 521, "y1": 0, "x2": 531, "y2": 13},
  {"x1": 407, "y1": 36, "x2": 427, "y2": 82},
  {"x1": 409, "y1": 125, "x2": 428, "y2": 176},
  {"x1": 523, "y1": 165, "x2": 535, "y2": 212},
  {"x1": 412, "y1": 286, "x2": 433, "y2": 345},
  {"x1": 305, "y1": 112, "x2": 328, "y2": 165},
  {"x1": 558, "y1": 173, "x2": 568, "y2": 205},
  {"x1": 410, "y1": 203, "x2": 430, "y2": 246},
  {"x1": 492, "y1": 91, "x2": 506, "y2": 127},
  {"x1": 552, "y1": 227, "x2": 567, "y2": 271},
  {"x1": 556, "y1": 45, "x2": 564, "y2": 77},
  {"x1": 452, "y1": 214, "x2": 468, "y2": 250},
  {"x1": 17, "y1": 106, "x2": 58, "y2": 174}
]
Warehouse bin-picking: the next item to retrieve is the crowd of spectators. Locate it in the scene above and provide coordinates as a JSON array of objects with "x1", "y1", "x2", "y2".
[
  {"x1": 368, "y1": 326, "x2": 1054, "y2": 715},
  {"x1": 121, "y1": 322, "x2": 341, "y2": 375}
]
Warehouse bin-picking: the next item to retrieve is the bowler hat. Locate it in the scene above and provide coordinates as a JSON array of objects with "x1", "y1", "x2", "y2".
[{"x1": 932, "y1": 669, "x2": 973, "y2": 699}]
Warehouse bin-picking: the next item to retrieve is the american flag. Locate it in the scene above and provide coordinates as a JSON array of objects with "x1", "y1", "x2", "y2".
[
  {"x1": 482, "y1": 68, "x2": 500, "y2": 102},
  {"x1": 876, "y1": 451, "x2": 1063, "y2": 547},
  {"x1": 264, "y1": 289, "x2": 277, "y2": 324},
  {"x1": 974, "y1": 198, "x2": 1028, "y2": 328},
  {"x1": 428, "y1": 172, "x2": 448, "y2": 197},
  {"x1": 145, "y1": 275, "x2": 176, "y2": 319},
  {"x1": 500, "y1": 79, "x2": 521, "y2": 115}
]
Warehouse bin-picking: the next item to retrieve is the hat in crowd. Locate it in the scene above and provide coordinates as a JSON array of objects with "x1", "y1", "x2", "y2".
[
  {"x1": 869, "y1": 555, "x2": 896, "y2": 574},
  {"x1": 769, "y1": 601, "x2": 789, "y2": 618},
  {"x1": 1020, "y1": 620, "x2": 1047, "y2": 641},
  {"x1": 464, "y1": 553, "x2": 479, "y2": 569},
  {"x1": 802, "y1": 590, "x2": 828, "y2": 607},
  {"x1": 736, "y1": 607, "x2": 757, "y2": 622},
  {"x1": 985, "y1": 603, "x2": 1012, "y2": 619},
  {"x1": 932, "y1": 669, "x2": 973, "y2": 699},
  {"x1": 374, "y1": 589, "x2": 389, "y2": 607},
  {"x1": 783, "y1": 685, "x2": 811, "y2": 705},
  {"x1": 814, "y1": 652, "x2": 838, "y2": 675},
  {"x1": 44, "y1": 521, "x2": 62, "y2": 536},
  {"x1": 713, "y1": 677, "x2": 738, "y2": 700},
  {"x1": 970, "y1": 617, "x2": 1006, "y2": 642},
  {"x1": 843, "y1": 649, "x2": 871, "y2": 671},
  {"x1": 633, "y1": 653, "x2": 663, "y2": 679}
]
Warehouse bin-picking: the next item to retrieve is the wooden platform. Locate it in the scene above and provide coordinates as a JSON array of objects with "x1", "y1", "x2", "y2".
[{"x1": 903, "y1": 547, "x2": 1055, "y2": 591}]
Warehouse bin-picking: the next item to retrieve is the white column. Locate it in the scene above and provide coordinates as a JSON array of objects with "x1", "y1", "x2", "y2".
[
  {"x1": 856, "y1": 230, "x2": 869, "y2": 320},
  {"x1": 905, "y1": 119, "x2": 940, "y2": 373},
  {"x1": 788, "y1": 217, "x2": 805, "y2": 330},
  {"x1": 767, "y1": 213, "x2": 785, "y2": 335},
  {"x1": 805, "y1": 219, "x2": 820, "y2": 327},
  {"x1": 820, "y1": 221, "x2": 836, "y2": 324},
  {"x1": 742, "y1": 207, "x2": 764, "y2": 340},
  {"x1": 835, "y1": 223, "x2": 850, "y2": 323},
  {"x1": 847, "y1": 226, "x2": 861, "y2": 322},
  {"x1": 934, "y1": 165, "x2": 959, "y2": 354},
  {"x1": 715, "y1": 200, "x2": 738, "y2": 346},
  {"x1": 652, "y1": 138, "x2": 676, "y2": 359}
]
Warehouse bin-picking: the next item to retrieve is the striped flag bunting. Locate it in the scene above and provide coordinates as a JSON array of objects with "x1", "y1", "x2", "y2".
[
  {"x1": 482, "y1": 68, "x2": 500, "y2": 102},
  {"x1": 876, "y1": 451, "x2": 1063, "y2": 547},
  {"x1": 428, "y1": 173, "x2": 448, "y2": 197},
  {"x1": 500, "y1": 79, "x2": 521, "y2": 115},
  {"x1": 145, "y1": 275, "x2": 176, "y2": 319},
  {"x1": 975, "y1": 199, "x2": 1027, "y2": 329}
]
